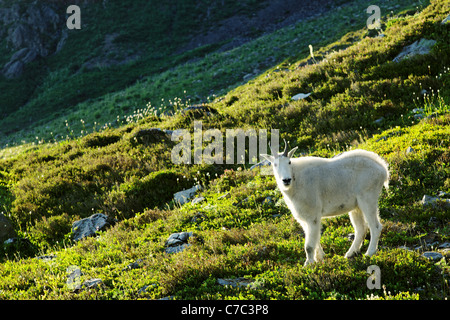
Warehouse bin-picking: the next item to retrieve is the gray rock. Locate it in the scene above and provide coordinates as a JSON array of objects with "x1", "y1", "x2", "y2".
[
  {"x1": 83, "y1": 278, "x2": 103, "y2": 289},
  {"x1": 72, "y1": 213, "x2": 117, "y2": 242},
  {"x1": 218, "y1": 192, "x2": 231, "y2": 200},
  {"x1": 174, "y1": 184, "x2": 201, "y2": 205},
  {"x1": 243, "y1": 73, "x2": 254, "y2": 81},
  {"x1": 217, "y1": 277, "x2": 262, "y2": 289},
  {"x1": 438, "y1": 242, "x2": 450, "y2": 249},
  {"x1": 437, "y1": 191, "x2": 450, "y2": 198},
  {"x1": 422, "y1": 251, "x2": 443, "y2": 262},
  {"x1": 421, "y1": 195, "x2": 450, "y2": 208},
  {"x1": 262, "y1": 196, "x2": 273, "y2": 205},
  {"x1": 406, "y1": 146, "x2": 415, "y2": 154},
  {"x1": 35, "y1": 254, "x2": 57, "y2": 261},
  {"x1": 422, "y1": 195, "x2": 438, "y2": 205},
  {"x1": 373, "y1": 117, "x2": 384, "y2": 124},
  {"x1": 0, "y1": 213, "x2": 16, "y2": 243},
  {"x1": 165, "y1": 232, "x2": 193, "y2": 254},
  {"x1": 122, "y1": 259, "x2": 144, "y2": 271},
  {"x1": 291, "y1": 92, "x2": 311, "y2": 100},
  {"x1": 138, "y1": 283, "x2": 157, "y2": 294},
  {"x1": 442, "y1": 13, "x2": 450, "y2": 24},
  {"x1": 159, "y1": 296, "x2": 175, "y2": 300},
  {"x1": 66, "y1": 266, "x2": 82, "y2": 291},
  {"x1": 166, "y1": 232, "x2": 192, "y2": 247},
  {"x1": 191, "y1": 196, "x2": 205, "y2": 205},
  {"x1": 392, "y1": 38, "x2": 437, "y2": 63}
]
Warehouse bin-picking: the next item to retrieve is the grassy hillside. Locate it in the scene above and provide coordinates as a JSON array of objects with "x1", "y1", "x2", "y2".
[{"x1": 0, "y1": 0, "x2": 449, "y2": 300}]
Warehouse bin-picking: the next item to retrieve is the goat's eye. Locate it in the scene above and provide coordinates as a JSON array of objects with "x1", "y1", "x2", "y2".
[{"x1": 288, "y1": 161, "x2": 291, "y2": 165}]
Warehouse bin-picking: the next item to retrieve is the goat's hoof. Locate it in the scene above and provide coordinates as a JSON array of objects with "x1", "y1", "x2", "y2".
[
  {"x1": 303, "y1": 260, "x2": 315, "y2": 267},
  {"x1": 345, "y1": 250, "x2": 363, "y2": 259},
  {"x1": 345, "y1": 252, "x2": 357, "y2": 259}
]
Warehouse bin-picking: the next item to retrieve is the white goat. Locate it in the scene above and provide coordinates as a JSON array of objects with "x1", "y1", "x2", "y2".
[{"x1": 261, "y1": 140, "x2": 389, "y2": 266}]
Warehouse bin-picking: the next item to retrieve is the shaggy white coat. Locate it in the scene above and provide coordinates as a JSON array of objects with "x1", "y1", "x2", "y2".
[{"x1": 261, "y1": 147, "x2": 389, "y2": 266}]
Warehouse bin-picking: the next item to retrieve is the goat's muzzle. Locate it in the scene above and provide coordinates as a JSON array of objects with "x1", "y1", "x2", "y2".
[{"x1": 282, "y1": 178, "x2": 292, "y2": 186}]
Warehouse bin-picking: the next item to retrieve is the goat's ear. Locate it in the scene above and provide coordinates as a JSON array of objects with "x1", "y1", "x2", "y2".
[
  {"x1": 260, "y1": 154, "x2": 274, "y2": 164},
  {"x1": 287, "y1": 147, "x2": 298, "y2": 158}
]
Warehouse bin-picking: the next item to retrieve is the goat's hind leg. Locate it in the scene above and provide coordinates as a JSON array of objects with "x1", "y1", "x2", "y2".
[{"x1": 345, "y1": 208, "x2": 367, "y2": 259}]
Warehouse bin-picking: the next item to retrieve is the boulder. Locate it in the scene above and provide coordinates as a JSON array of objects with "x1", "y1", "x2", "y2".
[
  {"x1": 421, "y1": 194, "x2": 450, "y2": 209},
  {"x1": 83, "y1": 278, "x2": 103, "y2": 289},
  {"x1": 0, "y1": 213, "x2": 16, "y2": 243},
  {"x1": 165, "y1": 232, "x2": 192, "y2": 254},
  {"x1": 291, "y1": 92, "x2": 312, "y2": 100},
  {"x1": 438, "y1": 242, "x2": 450, "y2": 249},
  {"x1": 392, "y1": 38, "x2": 437, "y2": 63},
  {"x1": 66, "y1": 266, "x2": 82, "y2": 291},
  {"x1": 422, "y1": 251, "x2": 443, "y2": 262},
  {"x1": 191, "y1": 196, "x2": 205, "y2": 205},
  {"x1": 72, "y1": 213, "x2": 117, "y2": 242},
  {"x1": 166, "y1": 232, "x2": 192, "y2": 247},
  {"x1": 174, "y1": 184, "x2": 201, "y2": 205}
]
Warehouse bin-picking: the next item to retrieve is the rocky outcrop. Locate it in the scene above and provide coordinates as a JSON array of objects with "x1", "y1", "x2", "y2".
[
  {"x1": 71, "y1": 213, "x2": 117, "y2": 242},
  {"x1": 0, "y1": 1, "x2": 66, "y2": 78},
  {"x1": 392, "y1": 38, "x2": 437, "y2": 63}
]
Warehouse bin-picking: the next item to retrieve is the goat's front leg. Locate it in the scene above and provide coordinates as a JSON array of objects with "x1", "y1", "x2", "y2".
[{"x1": 303, "y1": 219, "x2": 321, "y2": 266}]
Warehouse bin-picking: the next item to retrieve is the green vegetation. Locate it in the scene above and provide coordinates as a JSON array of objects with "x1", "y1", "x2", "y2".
[{"x1": 0, "y1": 0, "x2": 449, "y2": 300}]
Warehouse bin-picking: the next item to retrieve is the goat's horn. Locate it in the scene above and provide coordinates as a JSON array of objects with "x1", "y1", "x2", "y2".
[{"x1": 283, "y1": 139, "x2": 288, "y2": 157}]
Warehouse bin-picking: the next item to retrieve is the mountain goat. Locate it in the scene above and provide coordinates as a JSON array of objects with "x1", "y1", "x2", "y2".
[{"x1": 261, "y1": 141, "x2": 389, "y2": 266}]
